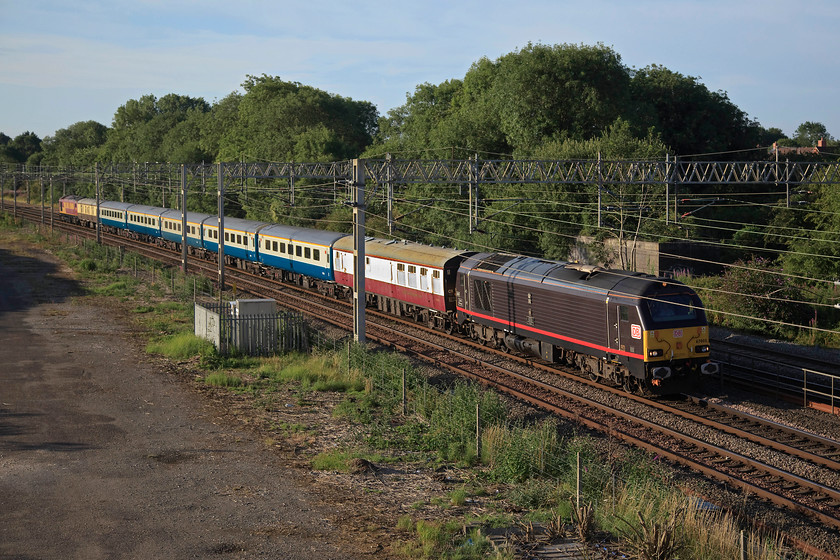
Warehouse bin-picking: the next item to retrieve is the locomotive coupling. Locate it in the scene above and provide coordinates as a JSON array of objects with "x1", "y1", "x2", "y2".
[
  {"x1": 700, "y1": 362, "x2": 720, "y2": 376},
  {"x1": 651, "y1": 367, "x2": 673, "y2": 380}
]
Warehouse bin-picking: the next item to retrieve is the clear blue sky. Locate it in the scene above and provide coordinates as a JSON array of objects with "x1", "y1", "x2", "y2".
[{"x1": 2, "y1": 0, "x2": 838, "y2": 145}]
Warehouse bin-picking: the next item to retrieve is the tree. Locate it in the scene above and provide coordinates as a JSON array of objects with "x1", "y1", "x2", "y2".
[
  {"x1": 794, "y1": 121, "x2": 832, "y2": 146},
  {"x1": 40, "y1": 121, "x2": 108, "y2": 166},
  {"x1": 197, "y1": 92, "x2": 242, "y2": 160},
  {"x1": 775, "y1": 173, "x2": 840, "y2": 281},
  {"x1": 218, "y1": 75, "x2": 377, "y2": 163},
  {"x1": 492, "y1": 43, "x2": 631, "y2": 154},
  {"x1": 0, "y1": 131, "x2": 42, "y2": 163},
  {"x1": 629, "y1": 65, "x2": 761, "y2": 157},
  {"x1": 700, "y1": 257, "x2": 813, "y2": 338},
  {"x1": 530, "y1": 118, "x2": 673, "y2": 261},
  {"x1": 101, "y1": 94, "x2": 211, "y2": 162}
]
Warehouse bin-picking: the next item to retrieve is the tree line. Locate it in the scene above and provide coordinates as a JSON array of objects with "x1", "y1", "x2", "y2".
[
  {"x1": 2, "y1": 42, "x2": 839, "y2": 344},
  {"x1": 2, "y1": 43, "x2": 834, "y2": 169}
]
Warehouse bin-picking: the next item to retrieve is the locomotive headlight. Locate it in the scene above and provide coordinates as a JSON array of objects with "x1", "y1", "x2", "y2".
[
  {"x1": 694, "y1": 345, "x2": 710, "y2": 354},
  {"x1": 647, "y1": 349, "x2": 664, "y2": 358}
]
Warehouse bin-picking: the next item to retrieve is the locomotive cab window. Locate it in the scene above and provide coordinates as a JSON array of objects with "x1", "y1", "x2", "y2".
[
  {"x1": 646, "y1": 293, "x2": 701, "y2": 324},
  {"x1": 619, "y1": 306, "x2": 629, "y2": 322}
]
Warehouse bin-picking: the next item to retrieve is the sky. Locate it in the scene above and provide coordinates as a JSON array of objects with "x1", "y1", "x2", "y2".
[{"x1": 1, "y1": 0, "x2": 838, "y2": 145}]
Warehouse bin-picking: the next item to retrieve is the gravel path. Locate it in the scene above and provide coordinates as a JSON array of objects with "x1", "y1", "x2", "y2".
[{"x1": 0, "y1": 242, "x2": 363, "y2": 559}]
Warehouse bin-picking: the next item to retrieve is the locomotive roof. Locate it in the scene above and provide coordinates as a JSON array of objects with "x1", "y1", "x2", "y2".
[
  {"x1": 334, "y1": 236, "x2": 471, "y2": 268},
  {"x1": 464, "y1": 253, "x2": 680, "y2": 297},
  {"x1": 259, "y1": 223, "x2": 349, "y2": 246}
]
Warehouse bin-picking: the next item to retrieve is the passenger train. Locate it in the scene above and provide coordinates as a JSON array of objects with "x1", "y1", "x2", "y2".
[{"x1": 59, "y1": 195, "x2": 718, "y2": 395}]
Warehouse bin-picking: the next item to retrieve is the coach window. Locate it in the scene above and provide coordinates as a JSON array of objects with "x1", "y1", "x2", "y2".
[
  {"x1": 432, "y1": 270, "x2": 442, "y2": 294},
  {"x1": 280, "y1": 242, "x2": 286, "y2": 253},
  {"x1": 396, "y1": 263, "x2": 406, "y2": 285},
  {"x1": 408, "y1": 265, "x2": 418, "y2": 289},
  {"x1": 272, "y1": 241, "x2": 278, "y2": 252},
  {"x1": 237, "y1": 234, "x2": 242, "y2": 245},
  {"x1": 420, "y1": 268, "x2": 429, "y2": 291},
  {"x1": 296, "y1": 246, "x2": 302, "y2": 257},
  {"x1": 314, "y1": 250, "x2": 320, "y2": 262},
  {"x1": 304, "y1": 247, "x2": 311, "y2": 259}
]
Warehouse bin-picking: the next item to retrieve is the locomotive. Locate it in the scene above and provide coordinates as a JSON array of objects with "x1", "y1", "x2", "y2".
[{"x1": 59, "y1": 196, "x2": 717, "y2": 394}]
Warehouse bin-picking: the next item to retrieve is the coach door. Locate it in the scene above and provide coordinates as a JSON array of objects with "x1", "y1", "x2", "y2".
[{"x1": 610, "y1": 303, "x2": 641, "y2": 356}]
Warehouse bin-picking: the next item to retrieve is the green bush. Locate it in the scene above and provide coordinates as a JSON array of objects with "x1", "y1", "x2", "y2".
[{"x1": 146, "y1": 333, "x2": 216, "y2": 360}]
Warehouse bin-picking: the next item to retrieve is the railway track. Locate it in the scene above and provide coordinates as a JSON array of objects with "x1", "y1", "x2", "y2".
[
  {"x1": 217, "y1": 266, "x2": 840, "y2": 558},
  {"x1": 711, "y1": 335, "x2": 840, "y2": 413},
  {"x1": 6, "y1": 202, "x2": 840, "y2": 558}
]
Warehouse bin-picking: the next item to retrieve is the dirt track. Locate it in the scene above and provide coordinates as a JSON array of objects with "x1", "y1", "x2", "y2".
[{"x1": 0, "y1": 242, "x2": 364, "y2": 559}]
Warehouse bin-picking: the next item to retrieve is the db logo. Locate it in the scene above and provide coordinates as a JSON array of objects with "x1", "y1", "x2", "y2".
[{"x1": 630, "y1": 324, "x2": 642, "y2": 339}]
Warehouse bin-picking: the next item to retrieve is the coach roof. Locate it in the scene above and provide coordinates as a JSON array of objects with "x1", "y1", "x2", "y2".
[{"x1": 334, "y1": 236, "x2": 470, "y2": 268}]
